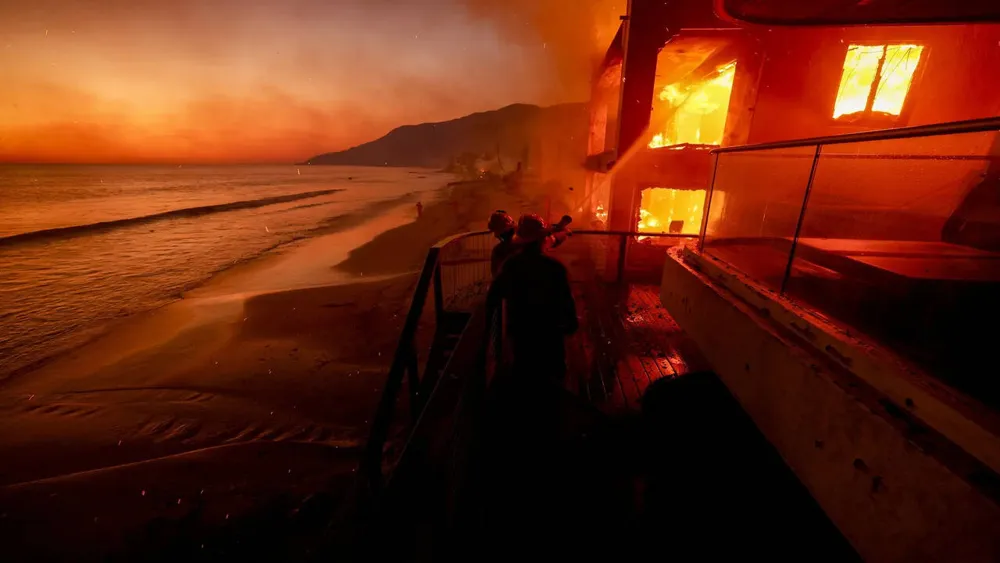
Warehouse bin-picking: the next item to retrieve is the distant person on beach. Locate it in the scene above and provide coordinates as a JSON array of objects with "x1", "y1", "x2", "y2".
[
  {"x1": 488, "y1": 210, "x2": 517, "y2": 277},
  {"x1": 416, "y1": 201, "x2": 423, "y2": 218}
]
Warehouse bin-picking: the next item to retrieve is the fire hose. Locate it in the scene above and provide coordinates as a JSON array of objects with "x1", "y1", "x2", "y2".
[{"x1": 549, "y1": 215, "x2": 573, "y2": 249}]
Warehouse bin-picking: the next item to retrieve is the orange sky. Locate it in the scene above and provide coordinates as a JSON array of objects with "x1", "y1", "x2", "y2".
[{"x1": 0, "y1": 0, "x2": 623, "y2": 164}]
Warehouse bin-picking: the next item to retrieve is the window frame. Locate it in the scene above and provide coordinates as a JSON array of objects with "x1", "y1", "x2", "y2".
[
  {"x1": 831, "y1": 42, "x2": 928, "y2": 127},
  {"x1": 647, "y1": 52, "x2": 740, "y2": 149}
]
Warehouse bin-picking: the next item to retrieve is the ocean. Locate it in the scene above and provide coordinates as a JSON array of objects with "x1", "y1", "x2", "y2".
[{"x1": 0, "y1": 164, "x2": 448, "y2": 380}]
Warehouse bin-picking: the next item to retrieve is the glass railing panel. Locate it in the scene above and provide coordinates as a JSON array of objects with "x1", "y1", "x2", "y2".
[
  {"x1": 785, "y1": 129, "x2": 1000, "y2": 407},
  {"x1": 702, "y1": 145, "x2": 819, "y2": 291}
]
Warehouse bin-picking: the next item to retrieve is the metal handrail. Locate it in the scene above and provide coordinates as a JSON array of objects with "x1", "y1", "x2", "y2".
[
  {"x1": 712, "y1": 116, "x2": 1000, "y2": 154},
  {"x1": 362, "y1": 228, "x2": 697, "y2": 492},
  {"x1": 361, "y1": 231, "x2": 489, "y2": 492}
]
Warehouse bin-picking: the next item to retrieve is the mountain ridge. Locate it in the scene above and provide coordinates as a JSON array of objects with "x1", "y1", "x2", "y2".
[{"x1": 302, "y1": 102, "x2": 587, "y2": 168}]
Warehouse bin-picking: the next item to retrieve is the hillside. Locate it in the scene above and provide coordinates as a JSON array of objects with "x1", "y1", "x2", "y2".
[{"x1": 302, "y1": 103, "x2": 587, "y2": 169}]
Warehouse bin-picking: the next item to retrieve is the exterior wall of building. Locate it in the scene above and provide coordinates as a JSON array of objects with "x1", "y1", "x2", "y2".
[
  {"x1": 713, "y1": 24, "x2": 1000, "y2": 253},
  {"x1": 661, "y1": 246, "x2": 1000, "y2": 562},
  {"x1": 744, "y1": 24, "x2": 1000, "y2": 144}
]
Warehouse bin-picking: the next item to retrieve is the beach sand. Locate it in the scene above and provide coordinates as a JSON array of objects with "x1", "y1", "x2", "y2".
[{"x1": 0, "y1": 179, "x2": 535, "y2": 561}]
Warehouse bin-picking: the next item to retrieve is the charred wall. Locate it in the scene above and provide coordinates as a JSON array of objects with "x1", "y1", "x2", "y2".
[
  {"x1": 746, "y1": 24, "x2": 1000, "y2": 142},
  {"x1": 719, "y1": 24, "x2": 1000, "y2": 242}
]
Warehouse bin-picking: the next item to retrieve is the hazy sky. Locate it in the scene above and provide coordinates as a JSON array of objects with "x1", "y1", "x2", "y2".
[{"x1": 0, "y1": 0, "x2": 622, "y2": 164}]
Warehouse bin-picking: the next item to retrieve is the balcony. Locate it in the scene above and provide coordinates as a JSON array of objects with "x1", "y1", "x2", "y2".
[{"x1": 698, "y1": 116, "x2": 1000, "y2": 409}]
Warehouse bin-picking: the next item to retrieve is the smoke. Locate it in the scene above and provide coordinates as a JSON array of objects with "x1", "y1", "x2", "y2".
[{"x1": 459, "y1": 0, "x2": 626, "y2": 102}]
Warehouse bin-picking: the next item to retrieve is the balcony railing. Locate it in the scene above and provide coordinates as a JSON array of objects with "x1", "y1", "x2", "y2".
[
  {"x1": 361, "y1": 229, "x2": 695, "y2": 493},
  {"x1": 700, "y1": 116, "x2": 1000, "y2": 408}
]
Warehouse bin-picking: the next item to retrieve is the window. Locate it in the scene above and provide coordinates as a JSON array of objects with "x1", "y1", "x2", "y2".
[
  {"x1": 648, "y1": 62, "x2": 737, "y2": 148},
  {"x1": 833, "y1": 44, "x2": 923, "y2": 121},
  {"x1": 637, "y1": 187, "x2": 707, "y2": 236}
]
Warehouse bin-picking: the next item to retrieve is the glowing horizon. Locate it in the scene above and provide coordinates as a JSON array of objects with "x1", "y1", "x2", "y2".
[{"x1": 0, "y1": 0, "x2": 621, "y2": 165}]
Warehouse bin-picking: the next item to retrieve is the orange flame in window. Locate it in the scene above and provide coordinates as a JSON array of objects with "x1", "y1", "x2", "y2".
[
  {"x1": 637, "y1": 188, "x2": 706, "y2": 237},
  {"x1": 648, "y1": 63, "x2": 736, "y2": 149},
  {"x1": 833, "y1": 44, "x2": 923, "y2": 119}
]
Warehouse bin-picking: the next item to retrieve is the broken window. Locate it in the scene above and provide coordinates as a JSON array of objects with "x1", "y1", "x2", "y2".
[
  {"x1": 833, "y1": 44, "x2": 923, "y2": 121},
  {"x1": 648, "y1": 62, "x2": 737, "y2": 149},
  {"x1": 637, "y1": 187, "x2": 707, "y2": 237}
]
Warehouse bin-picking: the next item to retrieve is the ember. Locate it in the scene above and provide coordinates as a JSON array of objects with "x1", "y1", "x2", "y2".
[
  {"x1": 833, "y1": 44, "x2": 923, "y2": 120},
  {"x1": 648, "y1": 62, "x2": 736, "y2": 149},
  {"x1": 637, "y1": 188, "x2": 706, "y2": 237}
]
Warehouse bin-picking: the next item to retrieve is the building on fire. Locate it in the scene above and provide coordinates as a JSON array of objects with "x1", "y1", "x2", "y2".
[
  {"x1": 362, "y1": 2, "x2": 1000, "y2": 561},
  {"x1": 581, "y1": 0, "x2": 1000, "y2": 560}
]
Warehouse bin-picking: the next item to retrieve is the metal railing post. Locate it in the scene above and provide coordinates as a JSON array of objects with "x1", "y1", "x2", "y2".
[
  {"x1": 700, "y1": 153, "x2": 721, "y2": 253},
  {"x1": 433, "y1": 263, "x2": 444, "y2": 325},
  {"x1": 780, "y1": 144, "x2": 823, "y2": 295},
  {"x1": 361, "y1": 246, "x2": 441, "y2": 492},
  {"x1": 406, "y1": 345, "x2": 421, "y2": 423},
  {"x1": 616, "y1": 233, "x2": 628, "y2": 283}
]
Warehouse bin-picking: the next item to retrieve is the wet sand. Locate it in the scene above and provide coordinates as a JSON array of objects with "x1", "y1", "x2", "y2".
[{"x1": 0, "y1": 179, "x2": 533, "y2": 561}]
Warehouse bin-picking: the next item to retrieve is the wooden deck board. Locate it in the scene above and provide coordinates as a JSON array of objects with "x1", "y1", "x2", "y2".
[
  {"x1": 564, "y1": 281, "x2": 709, "y2": 412},
  {"x1": 588, "y1": 285, "x2": 627, "y2": 410}
]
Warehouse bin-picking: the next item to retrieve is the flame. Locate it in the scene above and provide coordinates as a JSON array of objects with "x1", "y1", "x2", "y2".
[
  {"x1": 648, "y1": 62, "x2": 736, "y2": 149},
  {"x1": 637, "y1": 188, "x2": 706, "y2": 237},
  {"x1": 594, "y1": 203, "x2": 609, "y2": 223},
  {"x1": 833, "y1": 44, "x2": 923, "y2": 119}
]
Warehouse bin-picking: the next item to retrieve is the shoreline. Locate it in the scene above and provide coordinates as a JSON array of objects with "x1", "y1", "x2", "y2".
[
  {"x1": 0, "y1": 188, "x2": 426, "y2": 385},
  {"x1": 0, "y1": 177, "x2": 536, "y2": 560}
]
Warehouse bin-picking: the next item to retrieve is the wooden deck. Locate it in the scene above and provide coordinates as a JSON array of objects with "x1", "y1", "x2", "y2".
[
  {"x1": 539, "y1": 234, "x2": 712, "y2": 412},
  {"x1": 564, "y1": 282, "x2": 711, "y2": 412}
]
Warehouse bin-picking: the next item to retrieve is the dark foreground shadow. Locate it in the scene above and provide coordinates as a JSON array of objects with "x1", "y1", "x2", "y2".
[{"x1": 447, "y1": 370, "x2": 859, "y2": 562}]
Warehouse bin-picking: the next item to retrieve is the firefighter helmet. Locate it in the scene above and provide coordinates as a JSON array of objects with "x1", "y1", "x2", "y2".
[
  {"x1": 488, "y1": 210, "x2": 515, "y2": 235},
  {"x1": 513, "y1": 213, "x2": 550, "y2": 243}
]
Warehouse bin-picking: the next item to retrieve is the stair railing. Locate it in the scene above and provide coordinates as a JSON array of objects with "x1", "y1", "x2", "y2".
[
  {"x1": 362, "y1": 228, "x2": 699, "y2": 493},
  {"x1": 362, "y1": 231, "x2": 493, "y2": 492}
]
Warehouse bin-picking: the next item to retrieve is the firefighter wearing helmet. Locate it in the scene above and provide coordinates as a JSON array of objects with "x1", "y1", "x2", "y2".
[
  {"x1": 486, "y1": 211, "x2": 578, "y2": 450},
  {"x1": 488, "y1": 210, "x2": 517, "y2": 277}
]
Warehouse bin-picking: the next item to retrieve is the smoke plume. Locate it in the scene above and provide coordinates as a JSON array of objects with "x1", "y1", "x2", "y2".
[{"x1": 459, "y1": 0, "x2": 627, "y2": 101}]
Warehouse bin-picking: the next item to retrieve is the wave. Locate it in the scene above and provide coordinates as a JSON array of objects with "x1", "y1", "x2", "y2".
[{"x1": 0, "y1": 189, "x2": 342, "y2": 248}]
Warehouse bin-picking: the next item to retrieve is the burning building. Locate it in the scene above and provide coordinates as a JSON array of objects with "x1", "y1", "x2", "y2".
[
  {"x1": 363, "y1": 3, "x2": 1000, "y2": 561},
  {"x1": 586, "y1": 0, "x2": 1000, "y2": 262},
  {"x1": 588, "y1": 0, "x2": 1000, "y2": 559}
]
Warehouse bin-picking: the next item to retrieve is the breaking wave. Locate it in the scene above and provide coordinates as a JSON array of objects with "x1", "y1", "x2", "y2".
[{"x1": 0, "y1": 189, "x2": 342, "y2": 247}]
